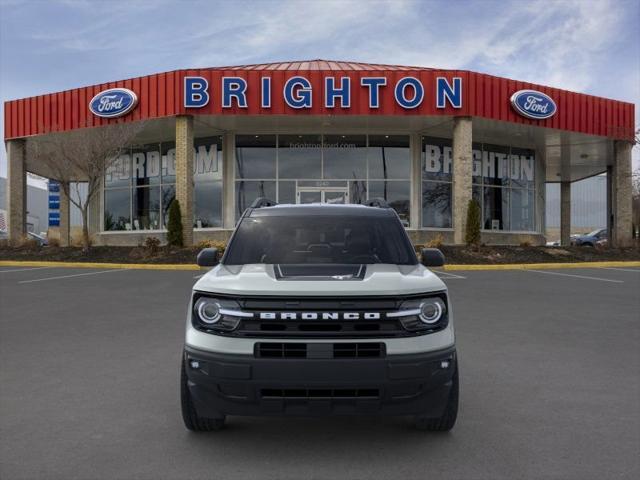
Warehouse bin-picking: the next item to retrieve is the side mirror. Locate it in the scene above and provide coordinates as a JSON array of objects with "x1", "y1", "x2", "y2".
[
  {"x1": 420, "y1": 248, "x2": 445, "y2": 267},
  {"x1": 197, "y1": 248, "x2": 219, "y2": 267}
]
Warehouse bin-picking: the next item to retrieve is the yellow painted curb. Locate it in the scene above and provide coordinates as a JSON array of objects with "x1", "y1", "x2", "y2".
[
  {"x1": 444, "y1": 261, "x2": 640, "y2": 271},
  {"x1": 0, "y1": 260, "x2": 200, "y2": 271},
  {"x1": 1, "y1": 260, "x2": 638, "y2": 272}
]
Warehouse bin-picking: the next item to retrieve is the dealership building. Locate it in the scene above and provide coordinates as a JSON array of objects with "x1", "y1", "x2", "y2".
[{"x1": 3, "y1": 60, "x2": 635, "y2": 246}]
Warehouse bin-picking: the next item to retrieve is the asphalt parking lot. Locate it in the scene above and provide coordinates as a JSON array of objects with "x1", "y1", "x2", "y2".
[{"x1": 1, "y1": 265, "x2": 639, "y2": 480}]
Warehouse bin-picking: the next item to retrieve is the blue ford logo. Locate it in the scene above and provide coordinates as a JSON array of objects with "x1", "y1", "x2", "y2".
[
  {"x1": 89, "y1": 88, "x2": 138, "y2": 118},
  {"x1": 510, "y1": 89, "x2": 556, "y2": 120}
]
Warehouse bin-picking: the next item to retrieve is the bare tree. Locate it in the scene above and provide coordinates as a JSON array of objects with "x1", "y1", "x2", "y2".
[{"x1": 27, "y1": 121, "x2": 144, "y2": 250}]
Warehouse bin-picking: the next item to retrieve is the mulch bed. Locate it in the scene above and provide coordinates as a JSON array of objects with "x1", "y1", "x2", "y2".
[
  {"x1": 439, "y1": 245, "x2": 640, "y2": 264},
  {"x1": 1, "y1": 244, "x2": 638, "y2": 265}
]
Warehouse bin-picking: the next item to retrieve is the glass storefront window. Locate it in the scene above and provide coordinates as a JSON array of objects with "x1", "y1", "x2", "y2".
[
  {"x1": 278, "y1": 134, "x2": 321, "y2": 179},
  {"x1": 510, "y1": 189, "x2": 535, "y2": 231},
  {"x1": 278, "y1": 180, "x2": 297, "y2": 204},
  {"x1": 105, "y1": 154, "x2": 131, "y2": 188},
  {"x1": 422, "y1": 181, "x2": 452, "y2": 228},
  {"x1": 236, "y1": 180, "x2": 276, "y2": 218},
  {"x1": 422, "y1": 136, "x2": 452, "y2": 228},
  {"x1": 422, "y1": 137, "x2": 452, "y2": 182},
  {"x1": 368, "y1": 135, "x2": 410, "y2": 179},
  {"x1": 369, "y1": 180, "x2": 410, "y2": 226},
  {"x1": 510, "y1": 147, "x2": 535, "y2": 189},
  {"x1": 104, "y1": 188, "x2": 131, "y2": 231},
  {"x1": 195, "y1": 181, "x2": 223, "y2": 228},
  {"x1": 483, "y1": 186, "x2": 509, "y2": 231},
  {"x1": 236, "y1": 135, "x2": 276, "y2": 179},
  {"x1": 425, "y1": 137, "x2": 537, "y2": 232},
  {"x1": 161, "y1": 185, "x2": 175, "y2": 227},
  {"x1": 132, "y1": 144, "x2": 161, "y2": 187},
  {"x1": 323, "y1": 135, "x2": 366, "y2": 179},
  {"x1": 161, "y1": 142, "x2": 176, "y2": 184},
  {"x1": 482, "y1": 144, "x2": 510, "y2": 187},
  {"x1": 132, "y1": 186, "x2": 160, "y2": 230},
  {"x1": 104, "y1": 136, "x2": 224, "y2": 232}
]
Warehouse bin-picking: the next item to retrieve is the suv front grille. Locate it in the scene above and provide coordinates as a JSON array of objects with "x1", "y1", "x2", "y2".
[
  {"x1": 256, "y1": 342, "x2": 385, "y2": 359},
  {"x1": 230, "y1": 296, "x2": 412, "y2": 338}
]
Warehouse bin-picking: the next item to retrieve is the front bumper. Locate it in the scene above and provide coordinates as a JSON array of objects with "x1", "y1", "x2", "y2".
[{"x1": 184, "y1": 345, "x2": 457, "y2": 418}]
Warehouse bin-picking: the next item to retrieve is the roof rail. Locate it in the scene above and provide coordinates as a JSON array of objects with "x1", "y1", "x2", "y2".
[
  {"x1": 250, "y1": 197, "x2": 278, "y2": 208},
  {"x1": 363, "y1": 198, "x2": 390, "y2": 208}
]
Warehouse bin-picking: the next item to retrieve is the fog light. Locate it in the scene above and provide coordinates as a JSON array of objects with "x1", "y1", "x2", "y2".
[
  {"x1": 440, "y1": 360, "x2": 450, "y2": 369},
  {"x1": 189, "y1": 360, "x2": 200, "y2": 369}
]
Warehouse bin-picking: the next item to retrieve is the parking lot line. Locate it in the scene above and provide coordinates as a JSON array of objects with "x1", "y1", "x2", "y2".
[
  {"x1": 0, "y1": 266, "x2": 55, "y2": 273},
  {"x1": 435, "y1": 270, "x2": 466, "y2": 279},
  {"x1": 18, "y1": 269, "x2": 126, "y2": 284},
  {"x1": 526, "y1": 269, "x2": 624, "y2": 283}
]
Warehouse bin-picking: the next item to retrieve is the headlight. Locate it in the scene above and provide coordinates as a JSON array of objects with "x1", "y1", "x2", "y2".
[
  {"x1": 391, "y1": 294, "x2": 448, "y2": 332},
  {"x1": 195, "y1": 298, "x2": 221, "y2": 324},
  {"x1": 419, "y1": 298, "x2": 445, "y2": 324},
  {"x1": 192, "y1": 294, "x2": 251, "y2": 332}
]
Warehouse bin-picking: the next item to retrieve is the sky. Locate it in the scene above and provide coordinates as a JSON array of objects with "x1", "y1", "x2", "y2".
[{"x1": 1, "y1": 0, "x2": 638, "y2": 182}]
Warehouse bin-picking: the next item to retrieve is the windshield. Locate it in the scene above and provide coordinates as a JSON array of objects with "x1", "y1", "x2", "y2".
[{"x1": 223, "y1": 215, "x2": 417, "y2": 265}]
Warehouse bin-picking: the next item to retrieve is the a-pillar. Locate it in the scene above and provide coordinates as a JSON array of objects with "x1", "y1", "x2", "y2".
[
  {"x1": 452, "y1": 117, "x2": 473, "y2": 244},
  {"x1": 610, "y1": 141, "x2": 633, "y2": 247},
  {"x1": 6, "y1": 139, "x2": 27, "y2": 244},
  {"x1": 560, "y1": 181, "x2": 571, "y2": 246},
  {"x1": 175, "y1": 115, "x2": 194, "y2": 246},
  {"x1": 59, "y1": 182, "x2": 71, "y2": 246}
]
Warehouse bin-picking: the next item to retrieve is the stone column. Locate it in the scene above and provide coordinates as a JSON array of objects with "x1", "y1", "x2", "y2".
[
  {"x1": 611, "y1": 141, "x2": 633, "y2": 247},
  {"x1": 6, "y1": 139, "x2": 27, "y2": 244},
  {"x1": 222, "y1": 133, "x2": 236, "y2": 229},
  {"x1": 452, "y1": 117, "x2": 473, "y2": 244},
  {"x1": 560, "y1": 181, "x2": 571, "y2": 246},
  {"x1": 59, "y1": 182, "x2": 70, "y2": 247},
  {"x1": 175, "y1": 115, "x2": 194, "y2": 246},
  {"x1": 409, "y1": 133, "x2": 422, "y2": 230}
]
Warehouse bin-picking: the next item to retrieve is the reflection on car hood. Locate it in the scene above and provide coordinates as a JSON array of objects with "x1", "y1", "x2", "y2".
[{"x1": 194, "y1": 264, "x2": 446, "y2": 296}]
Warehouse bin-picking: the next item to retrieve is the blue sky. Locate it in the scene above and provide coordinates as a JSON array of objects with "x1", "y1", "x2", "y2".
[{"x1": 1, "y1": 0, "x2": 638, "y2": 178}]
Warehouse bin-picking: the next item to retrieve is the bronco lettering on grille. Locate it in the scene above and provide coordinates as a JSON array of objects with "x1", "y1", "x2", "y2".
[{"x1": 258, "y1": 312, "x2": 381, "y2": 320}]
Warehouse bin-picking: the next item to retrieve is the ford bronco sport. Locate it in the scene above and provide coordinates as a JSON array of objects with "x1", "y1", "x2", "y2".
[{"x1": 181, "y1": 198, "x2": 458, "y2": 431}]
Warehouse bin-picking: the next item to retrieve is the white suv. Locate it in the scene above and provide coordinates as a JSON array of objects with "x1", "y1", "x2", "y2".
[{"x1": 181, "y1": 199, "x2": 458, "y2": 431}]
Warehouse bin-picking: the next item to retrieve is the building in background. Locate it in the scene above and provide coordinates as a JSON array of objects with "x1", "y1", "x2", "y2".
[
  {"x1": 0, "y1": 177, "x2": 48, "y2": 234},
  {"x1": 3, "y1": 60, "x2": 635, "y2": 247}
]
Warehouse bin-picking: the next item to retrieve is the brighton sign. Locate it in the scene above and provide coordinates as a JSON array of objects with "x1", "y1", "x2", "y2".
[
  {"x1": 510, "y1": 89, "x2": 557, "y2": 120},
  {"x1": 183, "y1": 75, "x2": 463, "y2": 110},
  {"x1": 89, "y1": 88, "x2": 138, "y2": 118}
]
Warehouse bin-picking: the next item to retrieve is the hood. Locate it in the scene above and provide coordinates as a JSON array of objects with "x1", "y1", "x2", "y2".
[{"x1": 193, "y1": 263, "x2": 446, "y2": 296}]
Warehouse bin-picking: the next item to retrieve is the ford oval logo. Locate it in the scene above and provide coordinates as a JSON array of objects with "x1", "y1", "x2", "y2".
[
  {"x1": 89, "y1": 88, "x2": 138, "y2": 118},
  {"x1": 510, "y1": 89, "x2": 556, "y2": 120}
]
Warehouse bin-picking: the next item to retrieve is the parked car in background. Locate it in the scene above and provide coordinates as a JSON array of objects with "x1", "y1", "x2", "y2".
[{"x1": 572, "y1": 229, "x2": 607, "y2": 247}]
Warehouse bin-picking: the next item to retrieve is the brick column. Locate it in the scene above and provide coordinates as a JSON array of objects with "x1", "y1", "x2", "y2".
[
  {"x1": 560, "y1": 181, "x2": 571, "y2": 246},
  {"x1": 222, "y1": 133, "x2": 236, "y2": 229},
  {"x1": 452, "y1": 117, "x2": 473, "y2": 244},
  {"x1": 409, "y1": 133, "x2": 422, "y2": 230},
  {"x1": 611, "y1": 141, "x2": 633, "y2": 247},
  {"x1": 6, "y1": 139, "x2": 27, "y2": 244},
  {"x1": 59, "y1": 182, "x2": 71, "y2": 247},
  {"x1": 175, "y1": 115, "x2": 194, "y2": 246}
]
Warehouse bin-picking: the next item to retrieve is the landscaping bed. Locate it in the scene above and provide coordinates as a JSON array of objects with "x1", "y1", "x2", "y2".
[
  {"x1": 1, "y1": 242, "x2": 638, "y2": 265},
  {"x1": 438, "y1": 245, "x2": 640, "y2": 264}
]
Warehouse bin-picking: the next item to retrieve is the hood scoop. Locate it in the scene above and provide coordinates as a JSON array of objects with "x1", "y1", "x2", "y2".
[{"x1": 275, "y1": 264, "x2": 366, "y2": 281}]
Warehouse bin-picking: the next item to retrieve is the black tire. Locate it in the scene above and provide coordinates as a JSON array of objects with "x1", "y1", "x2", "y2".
[
  {"x1": 180, "y1": 358, "x2": 226, "y2": 431},
  {"x1": 414, "y1": 364, "x2": 459, "y2": 432}
]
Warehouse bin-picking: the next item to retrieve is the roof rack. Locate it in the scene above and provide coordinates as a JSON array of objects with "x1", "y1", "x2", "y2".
[
  {"x1": 363, "y1": 198, "x2": 390, "y2": 208},
  {"x1": 250, "y1": 197, "x2": 278, "y2": 208}
]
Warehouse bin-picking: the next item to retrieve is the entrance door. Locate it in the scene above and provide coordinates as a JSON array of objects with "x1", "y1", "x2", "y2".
[{"x1": 296, "y1": 187, "x2": 349, "y2": 204}]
